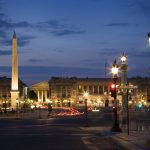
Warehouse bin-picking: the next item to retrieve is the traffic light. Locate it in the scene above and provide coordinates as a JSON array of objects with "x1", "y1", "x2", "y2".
[{"x1": 110, "y1": 84, "x2": 116, "y2": 98}]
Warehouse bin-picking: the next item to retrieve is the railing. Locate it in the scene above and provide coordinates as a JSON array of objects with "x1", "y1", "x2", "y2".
[{"x1": 120, "y1": 109, "x2": 150, "y2": 132}]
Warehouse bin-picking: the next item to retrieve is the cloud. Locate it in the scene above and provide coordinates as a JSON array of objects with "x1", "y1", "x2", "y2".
[
  {"x1": 89, "y1": 0, "x2": 100, "y2": 2},
  {"x1": 0, "y1": 5, "x2": 85, "y2": 37},
  {"x1": 52, "y1": 49, "x2": 64, "y2": 53},
  {"x1": 35, "y1": 19, "x2": 86, "y2": 36},
  {"x1": 137, "y1": 2, "x2": 150, "y2": 16},
  {"x1": 127, "y1": 48, "x2": 150, "y2": 58},
  {"x1": 98, "y1": 48, "x2": 119, "y2": 56},
  {"x1": 35, "y1": 20, "x2": 61, "y2": 31},
  {"x1": 18, "y1": 35, "x2": 36, "y2": 47},
  {"x1": 12, "y1": 21, "x2": 31, "y2": 28},
  {"x1": 0, "y1": 19, "x2": 13, "y2": 29},
  {"x1": 0, "y1": 30, "x2": 7, "y2": 38},
  {"x1": 98, "y1": 41, "x2": 109, "y2": 45},
  {"x1": 1, "y1": 34, "x2": 36, "y2": 47},
  {"x1": 83, "y1": 59, "x2": 101, "y2": 67},
  {"x1": 0, "y1": 1, "x2": 30, "y2": 29},
  {"x1": 28, "y1": 59, "x2": 44, "y2": 63},
  {"x1": 98, "y1": 48, "x2": 150, "y2": 59},
  {"x1": 0, "y1": 13, "x2": 7, "y2": 18},
  {"x1": 0, "y1": 15, "x2": 31, "y2": 29},
  {"x1": 0, "y1": 9, "x2": 35, "y2": 47},
  {"x1": 51, "y1": 29, "x2": 86, "y2": 36},
  {"x1": 122, "y1": 0, "x2": 150, "y2": 16},
  {"x1": 0, "y1": 50, "x2": 11, "y2": 55},
  {"x1": 106, "y1": 23, "x2": 131, "y2": 27}
]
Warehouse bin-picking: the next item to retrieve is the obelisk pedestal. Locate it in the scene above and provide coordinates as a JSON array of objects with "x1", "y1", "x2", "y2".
[{"x1": 10, "y1": 91, "x2": 19, "y2": 109}]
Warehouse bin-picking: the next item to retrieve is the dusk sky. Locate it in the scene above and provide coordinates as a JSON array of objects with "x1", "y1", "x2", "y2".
[{"x1": 0, "y1": 0, "x2": 150, "y2": 85}]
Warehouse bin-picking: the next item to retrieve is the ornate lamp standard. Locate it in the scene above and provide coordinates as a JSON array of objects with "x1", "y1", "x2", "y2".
[
  {"x1": 84, "y1": 91, "x2": 89, "y2": 127},
  {"x1": 110, "y1": 59, "x2": 122, "y2": 132},
  {"x1": 47, "y1": 99, "x2": 52, "y2": 117},
  {"x1": 147, "y1": 32, "x2": 150, "y2": 44},
  {"x1": 16, "y1": 99, "x2": 19, "y2": 118},
  {"x1": 120, "y1": 53, "x2": 128, "y2": 111}
]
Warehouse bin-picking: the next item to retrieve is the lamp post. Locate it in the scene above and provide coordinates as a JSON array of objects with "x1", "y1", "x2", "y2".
[
  {"x1": 110, "y1": 59, "x2": 122, "y2": 132},
  {"x1": 120, "y1": 53, "x2": 128, "y2": 111},
  {"x1": 84, "y1": 91, "x2": 88, "y2": 127},
  {"x1": 3, "y1": 95, "x2": 7, "y2": 114},
  {"x1": 16, "y1": 99, "x2": 19, "y2": 118},
  {"x1": 147, "y1": 32, "x2": 150, "y2": 44},
  {"x1": 126, "y1": 83, "x2": 129, "y2": 135},
  {"x1": 47, "y1": 99, "x2": 52, "y2": 117},
  {"x1": 38, "y1": 106, "x2": 41, "y2": 119}
]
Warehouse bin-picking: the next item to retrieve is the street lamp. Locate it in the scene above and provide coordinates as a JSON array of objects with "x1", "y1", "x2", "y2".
[
  {"x1": 3, "y1": 95, "x2": 7, "y2": 114},
  {"x1": 121, "y1": 53, "x2": 127, "y2": 63},
  {"x1": 84, "y1": 91, "x2": 88, "y2": 127},
  {"x1": 16, "y1": 99, "x2": 19, "y2": 118},
  {"x1": 110, "y1": 59, "x2": 122, "y2": 132},
  {"x1": 147, "y1": 32, "x2": 150, "y2": 44},
  {"x1": 47, "y1": 99, "x2": 52, "y2": 117}
]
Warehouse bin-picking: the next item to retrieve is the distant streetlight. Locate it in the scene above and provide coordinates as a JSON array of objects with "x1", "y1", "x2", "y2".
[
  {"x1": 84, "y1": 91, "x2": 88, "y2": 127},
  {"x1": 110, "y1": 59, "x2": 122, "y2": 132}
]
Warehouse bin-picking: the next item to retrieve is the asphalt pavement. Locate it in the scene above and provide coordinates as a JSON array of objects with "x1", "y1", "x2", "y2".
[
  {"x1": 0, "y1": 108, "x2": 149, "y2": 150},
  {"x1": 0, "y1": 110, "x2": 125, "y2": 150}
]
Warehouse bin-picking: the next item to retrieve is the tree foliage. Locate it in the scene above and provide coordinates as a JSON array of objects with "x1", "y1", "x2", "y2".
[{"x1": 29, "y1": 90, "x2": 37, "y2": 100}]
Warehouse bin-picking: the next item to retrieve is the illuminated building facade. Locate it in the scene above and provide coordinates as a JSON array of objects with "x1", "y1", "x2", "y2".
[
  {"x1": 0, "y1": 76, "x2": 26, "y2": 108},
  {"x1": 32, "y1": 77, "x2": 116, "y2": 107},
  {"x1": 31, "y1": 76, "x2": 150, "y2": 108},
  {"x1": 31, "y1": 81, "x2": 49, "y2": 103}
]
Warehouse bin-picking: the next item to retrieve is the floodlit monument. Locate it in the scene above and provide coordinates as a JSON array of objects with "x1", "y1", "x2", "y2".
[{"x1": 10, "y1": 32, "x2": 19, "y2": 109}]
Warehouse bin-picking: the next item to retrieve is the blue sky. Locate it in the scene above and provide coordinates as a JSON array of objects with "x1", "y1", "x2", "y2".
[{"x1": 0, "y1": 0, "x2": 150, "y2": 85}]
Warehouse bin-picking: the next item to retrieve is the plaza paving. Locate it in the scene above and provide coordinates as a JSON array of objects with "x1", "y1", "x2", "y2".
[
  {"x1": 81, "y1": 126, "x2": 150, "y2": 150},
  {"x1": 0, "y1": 108, "x2": 149, "y2": 150}
]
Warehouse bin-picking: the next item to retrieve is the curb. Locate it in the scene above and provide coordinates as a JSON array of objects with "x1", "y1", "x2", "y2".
[
  {"x1": 111, "y1": 136, "x2": 137, "y2": 150},
  {"x1": 0, "y1": 117, "x2": 22, "y2": 120}
]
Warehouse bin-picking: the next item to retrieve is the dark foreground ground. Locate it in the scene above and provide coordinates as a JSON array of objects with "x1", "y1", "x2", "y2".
[{"x1": 0, "y1": 108, "x2": 127, "y2": 150}]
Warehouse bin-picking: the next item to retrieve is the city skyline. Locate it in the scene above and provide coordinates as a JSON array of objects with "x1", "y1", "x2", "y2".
[{"x1": 0, "y1": 0, "x2": 150, "y2": 85}]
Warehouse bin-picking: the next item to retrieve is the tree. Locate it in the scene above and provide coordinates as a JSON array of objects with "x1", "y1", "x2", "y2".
[{"x1": 29, "y1": 90, "x2": 37, "y2": 101}]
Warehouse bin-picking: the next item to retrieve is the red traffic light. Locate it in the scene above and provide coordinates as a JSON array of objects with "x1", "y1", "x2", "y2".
[
  {"x1": 110, "y1": 84, "x2": 116, "y2": 98},
  {"x1": 110, "y1": 84, "x2": 115, "y2": 90}
]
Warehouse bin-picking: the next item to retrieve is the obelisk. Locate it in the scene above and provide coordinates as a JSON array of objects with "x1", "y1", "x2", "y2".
[{"x1": 10, "y1": 32, "x2": 19, "y2": 109}]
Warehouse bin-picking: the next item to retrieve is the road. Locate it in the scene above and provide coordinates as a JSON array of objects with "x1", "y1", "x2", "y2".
[{"x1": 0, "y1": 108, "x2": 126, "y2": 150}]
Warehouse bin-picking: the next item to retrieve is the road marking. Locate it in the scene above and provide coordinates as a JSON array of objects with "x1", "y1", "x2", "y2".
[{"x1": 82, "y1": 136, "x2": 99, "y2": 150}]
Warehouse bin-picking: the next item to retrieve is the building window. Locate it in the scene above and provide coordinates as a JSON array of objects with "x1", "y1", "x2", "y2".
[
  {"x1": 94, "y1": 86, "x2": 98, "y2": 94},
  {"x1": 62, "y1": 86, "x2": 66, "y2": 98},
  {"x1": 99, "y1": 85, "x2": 103, "y2": 94},
  {"x1": 83, "y1": 86, "x2": 87, "y2": 92},
  {"x1": 78, "y1": 85, "x2": 82, "y2": 93},
  {"x1": 89, "y1": 86, "x2": 93, "y2": 94}
]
